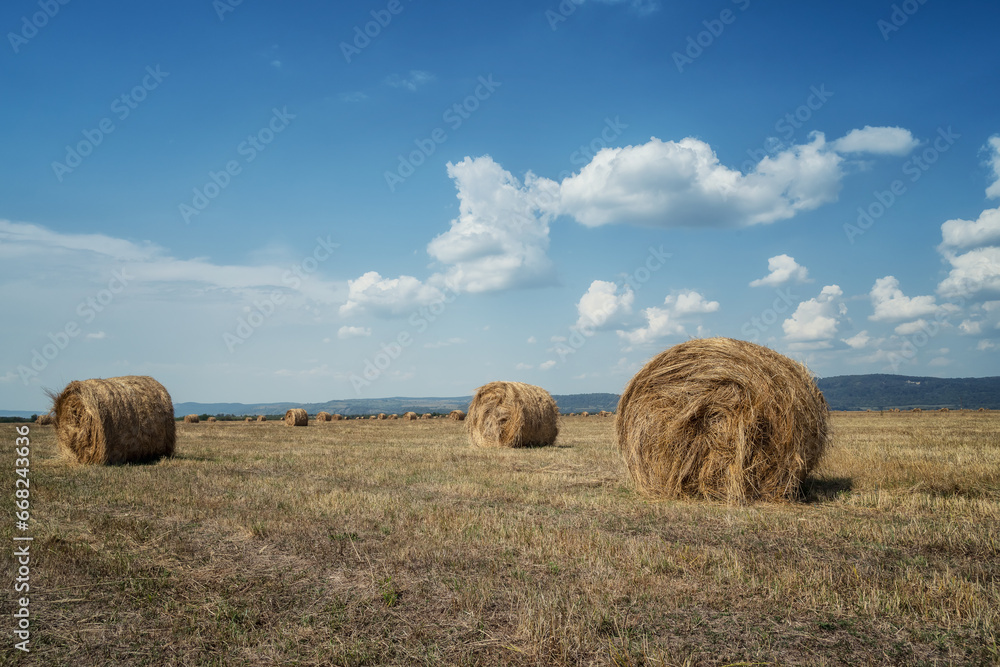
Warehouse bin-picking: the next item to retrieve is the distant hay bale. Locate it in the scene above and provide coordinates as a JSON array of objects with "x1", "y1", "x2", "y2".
[
  {"x1": 244, "y1": 417, "x2": 252, "y2": 422},
  {"x1": 377, "y1": 413, "x2": 387, "y2": 420},
  {"x1": 389, "y1": 414, "x2": 399, "y2": 420},
  {"x1": 978, "y1": 407, "x2": 987, "y2": 412},
  {"x1": 449, "y1": 410, "x2": 466, "y2": 421},
  {"x1": 207, "y1": 416, "x2": 217, "y2": 423},
  {"x1": 421, "y1": 413, "x2": 432, "y2": 420},
  {"x1": 184, "y1": 414, "x2": 199, "y2": 424},
  {"x1": 912, "y1": 408, "x2": 922, "y2": 413},
  {"x1": 284, "y1": 408, "x2": 308, "y2": 426},
  {"x1": 467, "y1": 381, "x2": 559, "y2": 448},
  {"x1": 48, "y1": 375, "x2": 176, "y2": 465},
  {"x1": 257, "y1": 415, "x2": 267, "y2": 422},
  {"x1": 598, "y1": 410, "x2": 611, "y2": 417},
  {"x1": 316, "y1": 411, "x2": 331, "y2": 422},
  {"x1": 580, "y1": 411, "x2": 590, "y2": 418},
  {"x1": 36, "y1": 413, "x2": 55, "y2": 426},
  {"x1": 939, "y1": 407, "x2": 950, "y2": 412},
  {"x1": 615, "y1": 338, "x2": 828, "y2": 504},
  {"x1": 331, "y1": 414, "x2": 343, "y2": 421},
  {"x1": 403, "y1": 412, "x2": 418, "y2": 421}
]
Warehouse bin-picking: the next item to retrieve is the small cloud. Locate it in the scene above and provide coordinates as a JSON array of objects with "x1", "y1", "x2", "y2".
[
  {"x1": 515, "y1": 362, "x2": 533, "y2": 370},
  {"x1": 842, "y1": 330, "x2": 873, "y2": 349},
  {"x1": 984, "y1": 135, "x2": 1000, "y2": 199},
  {"x1": 831, "y1": 126, "x2": 919, "y2": 156},
  {"x1": 869, "y1": 276, "x2": 940, "y2": 322},
  {"x1": 928, "y1": 356, "x2": 951, "y2": 367},
  {"x1": 551, "y1": 335, "x2": 567, "y2": 343},
  {"x1": 385, "y1": 70, "x2": 434, "y2": 92},
  {"x1": 527, "y1": 336, "x2": 536, "y2": 344},
  {"x1": 959, "y1": 319, "x2": 983, "y2": 335},
  {"x1": 977, "y1": 340, "x2": 996, "y2": 351},
  {"x1": 664, "y1": 290, "x2": 719, "y2": 315},
  {"x1": 894, "y1": 319, "x2": 929, "y2": 335},
  {"x1": 749, "y1": 254, "x2": 810, "y2": 287},
  {"x1": 86, "y1": 331, "x2": 106, "y2": 340},
  {"x1": 539, "y1": 360, "x2": 556, "y2": 370},
  {"x1": 337, "y1": 326, "x2": 372, "y2": 339},
  {"x1": 270, "y1": 59, "x2": 282, "y2": 69}
]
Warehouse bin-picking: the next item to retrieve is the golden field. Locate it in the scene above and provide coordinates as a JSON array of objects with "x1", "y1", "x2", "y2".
[{"x1": 2, "y1": 411, "x2": 999, "y2": 666}]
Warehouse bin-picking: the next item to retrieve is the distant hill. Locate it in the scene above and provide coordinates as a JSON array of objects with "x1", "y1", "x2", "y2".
[
  {"x1": 815, "y1": 374, "x2": 1000, "y2": 411},
  {"x1": 11, "y1": 376, "x2": 997, "y2": 417}
]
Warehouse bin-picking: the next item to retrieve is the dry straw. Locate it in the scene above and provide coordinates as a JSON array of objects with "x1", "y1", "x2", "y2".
[
  {"x1": 36, "y1": 413, "x2": 55, "y2": 425},
  {"x1": 389, "y1": 414, "x2": 399, "y2": 420},
  {"x1": 284, "y1": 408, "x2": 308, "y2": 426},
  {"x1": 331, "y1": 414, "x2": 343, "y2": 421},
  {"x1": 48, "y1": 375, "x2": 176, "y2": 465},
  {"x1": 377, "y1": 413, "x2": 387, "y2": 420},
  {"x1": 207, "y1": 416, "x2": 217, "y2": 423},
  {"x1": 449, "y1": 410, "x2": 466, "y2": 421},
  {"x1": 244, "y1": 417, "x2": 253, "y2": 422},
  {"x1": 257, "y1": 415, "x2": 267, "y2": 422},
  {"x1": 580, "y1": 411, "x2": 590, "y2": 417},
  {"x1": 316, "y1": 411, "x2": 331, "y2": 422},
  {"x1": 184, "y1": 414, "x2": 199, "y2": 424},
  {"x1": 467, "y1": 381, "x2": 559, "y2": 448},
  {"x1": 615, "y1": 337, "x2": 828, "y2": 504},
  {"x1": 403, "y1": 412, "x2": 418, "y2": 421}
]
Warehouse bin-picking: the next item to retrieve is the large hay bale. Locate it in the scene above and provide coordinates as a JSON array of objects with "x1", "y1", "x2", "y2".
[
  {"x1": 467, "y1": 381, "x2": 559, "y2": 448},
  {"x1": 316, "y1": 411, "x2": 331, "y2": 422},
  {"x1": 48, "y1": 375, "x2": 176, "y2": 465},
  {"x1": 183, "y1": 414, "x2": 199, "y2": 424},
  {"x1": 403, "y1": 412, "x2": 418, "y2": 421},
  {"x1": 449, "y1": 410, "x2": 466, "y2": 421},
  {"x1": 615, "y1": 338, "x2": 828, "y2": 503},
  {"x1": 284, "y1": 408, "x2": 308, "y2": 426},
  {"x1": 257, "y1": 415, "x2": 267, "y2": 422}
]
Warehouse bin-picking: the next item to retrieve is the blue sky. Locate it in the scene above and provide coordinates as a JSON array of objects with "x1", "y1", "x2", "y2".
[{"x1": 3, "y1": 0, "x2": 1000, "y2": 410}]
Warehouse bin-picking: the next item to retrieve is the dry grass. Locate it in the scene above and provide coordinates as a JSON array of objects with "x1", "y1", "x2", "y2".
[
  {"x1": 616, "y1": 338, "x2": 828, "y2": 503},
  {"x1": 5, "y1": 411, "x2": 999, "y2": 665}
]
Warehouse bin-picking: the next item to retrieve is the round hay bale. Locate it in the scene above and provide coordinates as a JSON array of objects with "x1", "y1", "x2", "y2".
[
  {"x1": 449, "y1": 410, "x2": 466, "y2": 421},
  {"x1": 389, "y1": 414, "x2": 399, "y2": 420},
  {"x1": 912, "y1": 408, "x2": 922, "y2": 413},
  {"x1": 978, "y1": 407, "x2": 987, "y2": 412},
  {"x1": 466, "y1": 381, "x2": 559, "y2": 448},
  {"x1": 615, "y1": 338, "x2": 828, "y2": 503},
  {"x1": 257, "y1": 415, "x2": 267, "y2": 422},
  {"x1": 331, "y1": 414, "x2": 343, "y2": 421},
  {"x1": 421, "y1": 413, "x2": 432, "y2": 420},
  {"x1": 598, "y1": 410, "x2": 612, "y2": 418},
  {"x1": 580, "y1": 411, "x2": 590, "y2": 418},
  {"x1": 403, "y1": 412, "x2": 418, "y2": 421},
  {"x1": 939, "y1": 407, "x2": 950, "y2": 412},
  {"x1": 377, "y1": 413, "x2": 387, "y2": 420},
  {"x1": 244, "y1": 417, "x2": 253, "y2": 422},
  {"x1": 36, "y1": 413, "x2": 55, "y2": 426},
  {"x1": 316, "y1": 411, "x2": 331, "y2": 422},
  {"x1": 207, "y1": 416, "x2": 217, "y2": 423},
  {"x1": 184, "y1": 414, "x2": 199, "y2": 424},
  {"x1": 48, "y1": 375, "x2": 176, "y2": 465},
  {"x1": 284, "y1": 408, "x2": 308, "y2": 426}
]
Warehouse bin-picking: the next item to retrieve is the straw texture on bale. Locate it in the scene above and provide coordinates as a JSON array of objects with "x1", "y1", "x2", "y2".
[
  {"x1": 316, "y1": 411, "x2": 331, "y2": 422},
  {"x1": 257, "y1": 415, "x2": 267, "y2": 422},
  {"x1": 912, "y1": 408, "x2": 922, "y2": 413},
  {"x1": 421, "y1": 413, "x2": 432, "y2": 420},
  {"x1": 284, "y1": 408, "x2": 308, "y2": 426},
  {"x1": 377, "y1": 413, "x2": 387, "y2": 420},
  {"x1": 389, "y1": 414, "x2": 399, "y2": 420},
  {"x1": 403, "y1": 412, "x2": 418, "y2": 420},
  {"x1": 245, "y1": 417, "x2": 253, "y2": 422},
  {"x1": 467, "y1": 381, "x2": 559, "y2": 448},
  {"x1": 580, "y1": 411, "x2": 590, "y2": 417},
  {"x1": 978, "y1": 407, "x2": 987, "y2": 412},
  {"x1": 615, "y1": 337, "x2": 828, "y2": 504},
  {"x1": 183, "y1": 414, "x2": 199, "y2": 424},
  {"x1": 331, "y1": 414, "x2": 343, "y2": 421},
  {"x1": 36, "y1": 413, "x2": 55, "y2": 425},
  {"x1": 207, "y1": 416, "x2": 217, "y2": 423},
  {"x1": 49, "y1": 375, "x2": 176, "y2": 465},
  {"x1": 598, "y1": 410, "x2": 612, "y2": 418},
  {"x1": 449, "y1": 410, "x2": 466, "y2": 421}
]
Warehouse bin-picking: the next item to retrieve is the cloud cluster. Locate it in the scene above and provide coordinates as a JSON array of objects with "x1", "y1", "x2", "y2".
[
  {"x1": 617, "y1": 290, "x2": 718, "y2": 346},
  {"x1": 782, "y1": 285, "x2": 846, "y2": 344},
  {"x1": 749, "y1": 254, "x2": 810, "y2": 287}
]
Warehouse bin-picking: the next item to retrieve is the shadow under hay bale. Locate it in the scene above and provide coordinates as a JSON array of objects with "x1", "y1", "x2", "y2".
[
  {"x1": 615, "y1": 337, "x2": 828, "y2": 504},
  {"x1": 48, "y1": 375, "x2": 176, "y2": 465},
  {"x1": 284, "y1": 408, "x2": 308, "y2": 426},
  {"x1": 467, "y1": 381, "x2": 558, "y2": 448}
]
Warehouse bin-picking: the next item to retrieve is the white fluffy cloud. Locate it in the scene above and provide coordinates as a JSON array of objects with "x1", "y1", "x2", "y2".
[
  {"x1": 783, "y1": 285, "x2": 846, "y2": 341},
  {"x1": 749, "y1": 254, "x2": 810, "y2": 287},
  {"x1": 426, "y1": 157, "x2": 557, "y2": 293},
  {"x1": 937, "y1": 246, "x2": 1000, "y2": 299},
  {"x1": 985, "y1": 136, "x2": 1000, "y2": 199},
  {"x1": 894, "y1": 319, "x2": 929, "y2": 335},
  {"x1": 830, "y1": 125, "x2": 919, "y2": 156},
  {"x1": 575, "y1": 280, "x2": 634, "y2": 330},
  {"x1": 869, "y1": 276, "x2": 940, "y2": 321},
  {"x1": 616, "y1": 290, "x2": 718, "y2": 346},
  {"x1": 337, "y1": 326, "x2": 371, "y2": 339},
  {"x1": 939, "y1": 207, "x2": 1000, "y2": 251},
  {"x1": 842, "y1": 330, "x2": 880, "y2": 349},
  {"x1": 338, "y1": 271, "x2": 444, "y2": 317}
]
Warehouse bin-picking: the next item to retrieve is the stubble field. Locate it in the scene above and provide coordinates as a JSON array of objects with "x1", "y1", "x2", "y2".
[{"x1": 2, "y1": 411, "x2": 999, "y2": 666}]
